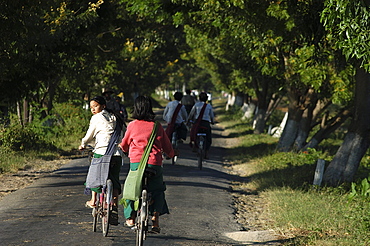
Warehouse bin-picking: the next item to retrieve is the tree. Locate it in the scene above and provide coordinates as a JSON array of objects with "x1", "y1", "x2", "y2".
[{"x1": 321, "y1": 0, "x2": 370, "y2": 185}]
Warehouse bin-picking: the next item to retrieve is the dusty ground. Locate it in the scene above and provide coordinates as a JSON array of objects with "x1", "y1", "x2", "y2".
[{"x1": 0, "y1": 158, "x2": 71, "y2": 200}]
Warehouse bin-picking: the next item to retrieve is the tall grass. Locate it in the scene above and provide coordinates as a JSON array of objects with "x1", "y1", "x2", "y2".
[{"x1": 218, "y1": 102, "x2": 370, "y2": 246}]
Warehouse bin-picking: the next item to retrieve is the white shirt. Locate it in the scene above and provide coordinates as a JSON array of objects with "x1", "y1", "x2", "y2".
[
  {"x1": 187, "y1": 102, "x2": 214, "y2": 123},
  {"x1": 81, "y1": 110, "x2": 121, "y2": 155},
  {"x1": 163, "y1": 100, "x2": 188, "y2": 124}
]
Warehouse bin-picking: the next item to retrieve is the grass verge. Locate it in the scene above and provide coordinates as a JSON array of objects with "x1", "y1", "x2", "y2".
[{"x1": 218, "y1": 103, "x2": 370, "y2": 246}]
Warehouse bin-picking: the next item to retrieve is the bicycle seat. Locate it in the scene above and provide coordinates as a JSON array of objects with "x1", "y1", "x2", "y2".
[{"x1": 144, "y1": 167, "x2": 157, "y2": 177}]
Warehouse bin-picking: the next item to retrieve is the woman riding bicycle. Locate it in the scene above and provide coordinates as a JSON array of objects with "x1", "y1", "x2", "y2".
[
  {"x1": 119, "y1": 95, "x2": 174, "y2": 234},
  {"x1": 187, "y1": 92, "x2": 215, "y2": 159},
  {"x1": 79, "y1": 96, "x2": 125, "y2": 226}
]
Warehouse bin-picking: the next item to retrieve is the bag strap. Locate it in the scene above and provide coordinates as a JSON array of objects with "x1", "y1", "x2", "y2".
[
  {"x1": 170, "y1": 103, "x2": 182, "y2": 125},
  {"x1": 196, "y1": 103, "x2": 207, "y2": 124},
  {"x1": 138, "y1": 121, "x2": 158, "y2": 170},
  {"x1": 104, "y1": 118, "x2": 123, "y2": 156}
]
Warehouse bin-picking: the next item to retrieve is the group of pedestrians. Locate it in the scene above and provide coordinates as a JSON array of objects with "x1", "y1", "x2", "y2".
[{"x1": 78, "y1": 90, "x2": 214, "y2": 234}]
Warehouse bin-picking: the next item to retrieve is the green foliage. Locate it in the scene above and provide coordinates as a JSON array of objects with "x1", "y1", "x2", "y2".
[
  {"x1": 47, "y1": 103, "x2": 91, "y2": 149},
  {"x1": 0, "y1": 118, "x2": 55, "y2": 152},
  {"x1": 0, "y1": 103, "x2": 89, "y2": 153},
  {"x1": 349, "y1": 177, "x2": 370, "y2": 199},
  {"x1": 322, "y1": 0, "x2": 370, "y2": 71}
]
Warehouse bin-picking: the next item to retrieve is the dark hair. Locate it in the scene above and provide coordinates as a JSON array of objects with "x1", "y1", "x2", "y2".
[
  {"x1": 199, "y1": 92, "x2": 208, "y2": 102},
  {"x1": 185, "y1": 89, "x2": 191, "y2": 95},
  {"x1": 91, "y1": 95, "x2": 126, "y2": 129},
  {"x1": 174, "y1": 91, "x2": 183, "y2": 101},
  {"x1": 131, "y1": 95, "x2": 155, "y2": 121},
  {"x1": 91, "y1": 96, "x2": 106, "y2": 105}
]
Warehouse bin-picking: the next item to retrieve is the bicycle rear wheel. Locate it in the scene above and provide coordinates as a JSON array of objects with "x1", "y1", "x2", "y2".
[
  {"x1": 102, "y1": 179, "x2": 113, "y2": 237},
  {"x1": 92, "y1": 195, "x2": 99, "y2": 232},
  {"x1": 171, "y1": 132, "x2": 178, "y2": 165},
  {"x1": 136, "y1": 189, "x2": 148, "y2": 246},
  {"x1": 197, "y1": 137, "x2": 204, "y2": 170}
]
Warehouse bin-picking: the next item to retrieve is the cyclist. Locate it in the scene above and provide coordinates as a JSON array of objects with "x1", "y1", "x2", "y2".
[
  {"x1": 119, "y1": 95, "x2": 174, "y2": 234},
  {"x1": 79, "y1": 96, "x2": 125, "y2": 226},
  {"x1": 187, "y1": 92, "x2": 215, "y2": 159},
  {"x1": 181, "y1": 89, "x2": 197, "y2": 114},
  {"x1": 163, "y1": 91, "x2": 188, "y2": 143}
]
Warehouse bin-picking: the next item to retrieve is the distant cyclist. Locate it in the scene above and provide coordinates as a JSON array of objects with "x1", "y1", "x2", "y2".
[
  {"x1": 187, "y1": 92, "x2": 214, "y2": 159},
  {"x1": 181, "y1": 89, "x2": 197, "y2": 114},
  {"x1": 163, "y1": 91, "x2": 188, "y2": 142}
]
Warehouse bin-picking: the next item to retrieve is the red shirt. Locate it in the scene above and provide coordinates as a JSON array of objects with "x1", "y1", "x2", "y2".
[{"x1": 119, "y1": 120, "x2": 174, "y2": 165}]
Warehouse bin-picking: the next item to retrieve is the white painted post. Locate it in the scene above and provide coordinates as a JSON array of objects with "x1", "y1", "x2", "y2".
[{"x1": 313, "y1": 159, "x2": 325, "y2": 186}]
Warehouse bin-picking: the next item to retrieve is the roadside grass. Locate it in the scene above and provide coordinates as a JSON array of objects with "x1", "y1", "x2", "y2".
[
  {"x1": 218, "y1": 105, "x2": 370, "y2": 246},
  {"x1": 0, "y1": 102, "x2": 90, "y2": 174}
]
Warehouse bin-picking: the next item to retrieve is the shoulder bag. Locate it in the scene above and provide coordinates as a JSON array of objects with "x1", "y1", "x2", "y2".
[
  {"x1": 122, "y1": 121, "x2": 158, "y2": 201},
  {"x1": 85, "y1": 117, "x2": 123, "y2": 190}
]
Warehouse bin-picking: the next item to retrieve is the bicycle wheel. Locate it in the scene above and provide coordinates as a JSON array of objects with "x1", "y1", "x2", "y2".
[
  {"x1": 92, "y1": 194, "x2": 99, "y2": 232},
  {"x1": 197, "y1": 137, "x2": 204, "y2": 170},
  {"x1": 102, "y1": 180, "x2": 113, "y2": 237},
  {"x1": 136, "y1": 189, "x2": 148, "y2": 246},
  {"x1": 171, "y1": 132, "x2": 178, "y2": 165},
  {"x1": 172, "y1": 155, "x2": 178, "y2": 165}
]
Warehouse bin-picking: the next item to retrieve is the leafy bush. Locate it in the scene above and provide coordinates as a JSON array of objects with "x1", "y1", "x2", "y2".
[
  {"x1": 349, "y1": 177, "x2": 370, "y2": 199},
  {"x1": 0, "y1": 119, "x2": 54, "y2": 151}
]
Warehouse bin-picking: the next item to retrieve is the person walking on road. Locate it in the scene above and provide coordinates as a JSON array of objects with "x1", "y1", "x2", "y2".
[
  {"x1": 163, "y1": 91, "x2": 188, "y2": 142},
  {"x1": 187, "y1": 92, "x2": 215, "y2": 159},
  {"x1": 78, "y1": 96, "x2": 125, "y2": 226},
  {"x1": 119, "y1": 95, "x2": 174, "y2": 234}
]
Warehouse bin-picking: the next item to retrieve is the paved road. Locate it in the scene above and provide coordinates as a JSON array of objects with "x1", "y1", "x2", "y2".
[{"x1": 0, "y1": 121, "x2": 249, "y2": 246}]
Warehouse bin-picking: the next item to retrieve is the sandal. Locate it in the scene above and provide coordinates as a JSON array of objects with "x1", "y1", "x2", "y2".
[
  {"x1": 125, "y1": 219, "x2": 135, "y2": 227},
  {"x1": 150, "y1": 226, "x2": 161, "y2": 234},
  {"x1": 85, "y1": 201, "x2": 96, "y2": 208}
]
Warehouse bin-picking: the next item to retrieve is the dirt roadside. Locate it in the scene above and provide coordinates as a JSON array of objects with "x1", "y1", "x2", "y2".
[{"x1": 0, "y1": 158, "x2": 70, "y2": 200}]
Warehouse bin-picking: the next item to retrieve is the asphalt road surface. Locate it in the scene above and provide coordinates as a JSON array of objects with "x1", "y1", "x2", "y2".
[{"x1": 0, "y1": 121, "x2": 252, "y2": 246}]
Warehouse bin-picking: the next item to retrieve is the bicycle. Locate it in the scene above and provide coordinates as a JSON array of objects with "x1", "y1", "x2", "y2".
[
  {"x1": 171, "y1": 127, "x2": 178, "y2": 165},
  {"x1": 91, "y1": 178, "x2": 114, "y2": 237},
  {"x1": 196, "y1": 126, "x2": 208, "y2": 170},
  {"x1": 134, "y1": 167, "x2": 157, "y2": 246}
]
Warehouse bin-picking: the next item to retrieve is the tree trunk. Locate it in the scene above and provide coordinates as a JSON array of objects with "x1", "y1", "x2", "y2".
[
  {"x1": 323, "y1": 67, "x2": 370, "y2": 186},
  {"x1": 277, "y1": 86, "x2": 304, "y2": 151},
  {"x1": 253, "y1": 108, "x2": 267, "y2": 134},
  {"x1": 253, "y1": 76, "x2": 269, "y2": 134},
  {"x1": 293, "y1": 89, "x2": 317, "y2": 150},
  {"x1": 304, "y1": 108, "x2": 352, "y2": 150},
  {"x1": 17, "y1": 101, "x2": 23, "y2": 126}
]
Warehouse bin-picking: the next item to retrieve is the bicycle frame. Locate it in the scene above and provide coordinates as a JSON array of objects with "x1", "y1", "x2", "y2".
[
  {"x1": 135, "y1": 168, "x2": 156, "y2": 246},
  {"x1": 92, "y1": 179, "x2": 113, "y2": 237},
  {"x1": 196, "y1": 132, "x2": 207, "y2": 170}
]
